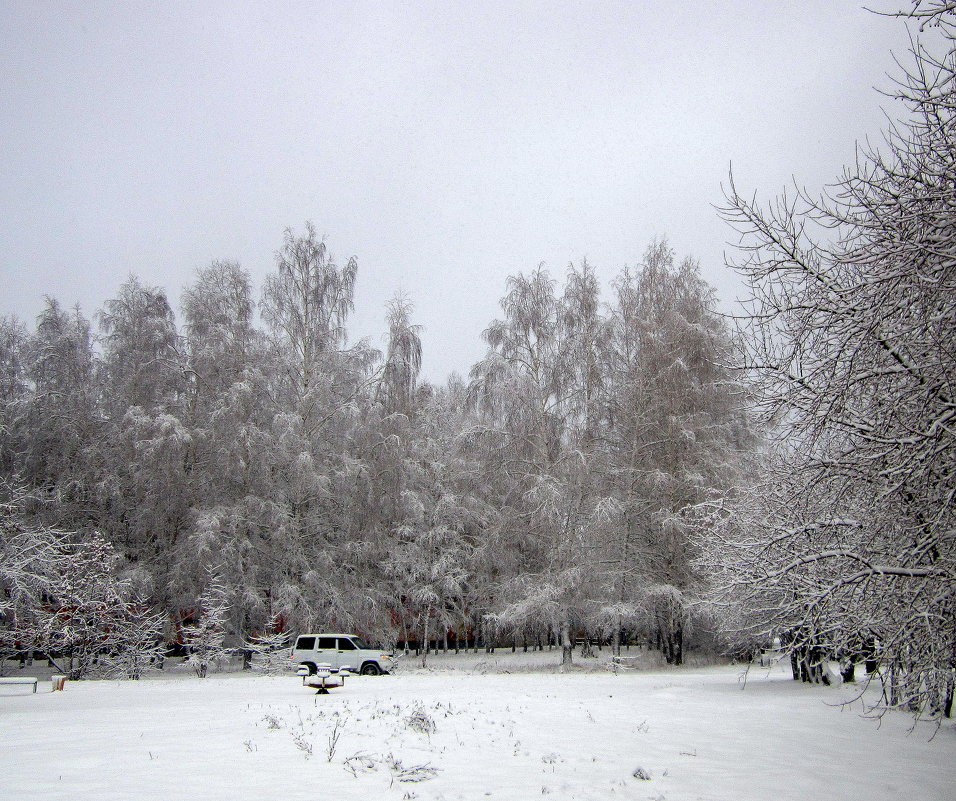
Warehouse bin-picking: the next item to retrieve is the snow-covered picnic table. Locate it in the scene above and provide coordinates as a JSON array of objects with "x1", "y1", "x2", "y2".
[{"x1": 299, "y1": 663, "x2": 351, "y2": 694}]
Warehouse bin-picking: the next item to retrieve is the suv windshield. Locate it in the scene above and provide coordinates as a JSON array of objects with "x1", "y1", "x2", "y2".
[{"x1": 350, "y1": 637, "x2": 369, "y2": 649}]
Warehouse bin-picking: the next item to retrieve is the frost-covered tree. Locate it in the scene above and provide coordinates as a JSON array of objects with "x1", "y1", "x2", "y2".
[
  {"x1": 20, "y1": 300, "x2": 100, "y2": 517},
  {"x1": 176, "y1": 261, "x2": 278, "y2": 635},
  {"x1": 470, "y1": 266, "x2": 610, "y2": 664},
  {"x1": 470, "y1": 268, "x2": 567, "y2": 657},
  {"x1": 243, "y1": 623, "x2": 291, "y2": 673},
  {"x1": 0, "y1": 220, "x2": 757, "y2": 668},
  {"x1": 705, "y1": 2, "x2": 956, "y2": 715},
  {"x1": 0, "y1": 492, "x2": 165, "y2": 680},
  {"x1": 182, "y1": 574, "x2": 233, "y2": 678},
  {"x1": 102, "y1": 405, "x2": 193, "y2": 579},
  {"x1": 378, "y1": 293, "x2": 423, "y2": 416},
  {"x1": 600, "y1": 243, "x2": 747, "y2": 662},
  {"x1": 254, "y1": 225, "x2": 382, "y2": 632},
  {"x1": 96, "y1": 277, "x2": 192, "y2": 574},
  {"x1": 181, "y1": 260, "x2": 258, "y2": 404},
  {"x1": 95, "y1": 600, "x2": 167, "y2": 680},
  {"x1": 387, "y1": 419, "x2": 480, "y2": 659},
  {"x1": 464, "y1": 255, "x2": 746, "y2": 664},
  {"x1": 0, "y1": 316, "x2": 29, "y2": 477},
  {"x1": 0, "y1": 317, "x2": 26, "y2": 408},
  {"x1": 560, "y1": 260, "x2": 607, "y2": 444},
  {"x1": 261, "y1": 222, "x2": 360, "y2": 418},
  {"x1": 99, "y1": 275, "x2": 184, "y2": 415}
]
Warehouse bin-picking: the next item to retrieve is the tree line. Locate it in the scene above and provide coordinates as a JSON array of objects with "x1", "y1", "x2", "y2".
[{"x1": 0, "y1": 226, "x2": 748, "y2": 675}]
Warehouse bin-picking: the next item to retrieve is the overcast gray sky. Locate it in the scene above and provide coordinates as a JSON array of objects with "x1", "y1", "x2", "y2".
[{"x1": 0, "y1": 1, "x2": 917, "y2": 383}]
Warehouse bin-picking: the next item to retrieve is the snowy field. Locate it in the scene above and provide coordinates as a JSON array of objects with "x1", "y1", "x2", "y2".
[{"x1": 1, "y1": 652, "x2": 954, "y2": 801}]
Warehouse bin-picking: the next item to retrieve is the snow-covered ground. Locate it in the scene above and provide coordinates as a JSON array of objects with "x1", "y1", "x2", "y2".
[{"x1": 1, "y1": 652, "x2": 954, "y2": 801}]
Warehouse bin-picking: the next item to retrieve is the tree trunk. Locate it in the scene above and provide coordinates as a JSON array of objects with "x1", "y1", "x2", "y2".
[
  {"x1": 943, "y1": 671, "x2": 954, "y2": 718},
  {"x1": 841, "y1": 661, "x2": 856, "y2": 683},
  {"x1": 560, "y1": 620, "x2": 573, "y2": 666},
  {"x1": 421, "y1": 616, "x2": 430, "y2": 668}
]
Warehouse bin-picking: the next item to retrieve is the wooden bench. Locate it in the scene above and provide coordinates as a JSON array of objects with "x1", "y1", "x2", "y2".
[{"x1": 0, "y1": 676, "x2": 39, "y2": 693}]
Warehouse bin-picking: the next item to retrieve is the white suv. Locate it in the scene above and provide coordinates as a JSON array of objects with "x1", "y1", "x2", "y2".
[{"x1": 292, "y1": 633, "x2": 395, "y2": 675}]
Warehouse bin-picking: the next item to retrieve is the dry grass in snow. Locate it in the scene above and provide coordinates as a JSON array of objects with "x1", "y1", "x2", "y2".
[{"x1": 1, "y1": 655, "x2": 954, "y2": 800}]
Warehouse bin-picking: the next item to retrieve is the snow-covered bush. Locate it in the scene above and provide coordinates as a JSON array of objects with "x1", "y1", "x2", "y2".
[
  {"x1": 0, "y1": 493, "x2": 166, "y2": 679},
  {"x1": 243, "y1": 628, "x2": 292, "y2": 674}
]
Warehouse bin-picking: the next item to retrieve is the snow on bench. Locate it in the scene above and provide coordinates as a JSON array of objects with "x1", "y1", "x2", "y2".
[{"x1": 0, "y1": 676, "x2": 38, "y2": 693}]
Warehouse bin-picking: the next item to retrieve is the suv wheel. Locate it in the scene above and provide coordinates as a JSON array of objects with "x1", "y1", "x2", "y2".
[
  {"x1": 301, "y1": 662, "x2": 317, "y2": 675},
  {"x1": 360, "y1": 662, "x2": 381, "y2": 675}
]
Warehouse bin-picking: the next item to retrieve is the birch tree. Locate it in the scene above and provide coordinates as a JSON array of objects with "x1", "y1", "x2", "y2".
[
  {"x1": 177, "y1": 261, "x2": 276, "y2": 635},
  {"x1": 387, "y1": 385, "x2": 486, "y2": 658},
  {"x1": 258, "y1": 225, "x2": 377, "y2": 632},
  {"x1": 0, "y1": 317, "x2": 27, "y2": 477},
  {"x1": 182, "y1": 260, "x2": 259, "y2": 417},
  {"x1": 378, "y1": 293, "x2": 423, "y2": 417},
  {"x1": 20, "y1": 300, "x2": 98, "y2": 497},
  {"x1": 470, "y1": 266, "x2": 606, "y2": 664},
  {"x1": 261, "y1": 222, "x2": 362, "y2": 420},
  {"x1": 601, "y1": 244, "x2": 746, "y2": 662},
  {"x1": 99, "y1": 275, "x2": 184, "y2": 415},
  {"x1": 92, "y1": 278, "x2": 193, "y2": 597}
]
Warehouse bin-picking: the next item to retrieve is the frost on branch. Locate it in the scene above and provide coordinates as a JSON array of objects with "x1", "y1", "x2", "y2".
[
  {"x1": 243, "y1": 624, "x2": 291, "y2": 674},
  {"x1": 0, "y1": 491, "x2": 165, "y2": 679},
  {"x1": 181, "y1": 574, "x2": 233, "y2": 678},
  {"x1": 706, "y1": 6, "x2": 956, "y2": 717}
]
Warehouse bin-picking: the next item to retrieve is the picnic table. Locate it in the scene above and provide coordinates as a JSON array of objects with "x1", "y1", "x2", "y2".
[
  {"x1": 604, "y1": 655, "x2": 641, "y2": 673},
  {"x1": 609, "y1": 655, "x2": 640, "y2": 666},
  {"x1": 298, "y1": 663, "x2": 351, "y2": 694}
]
